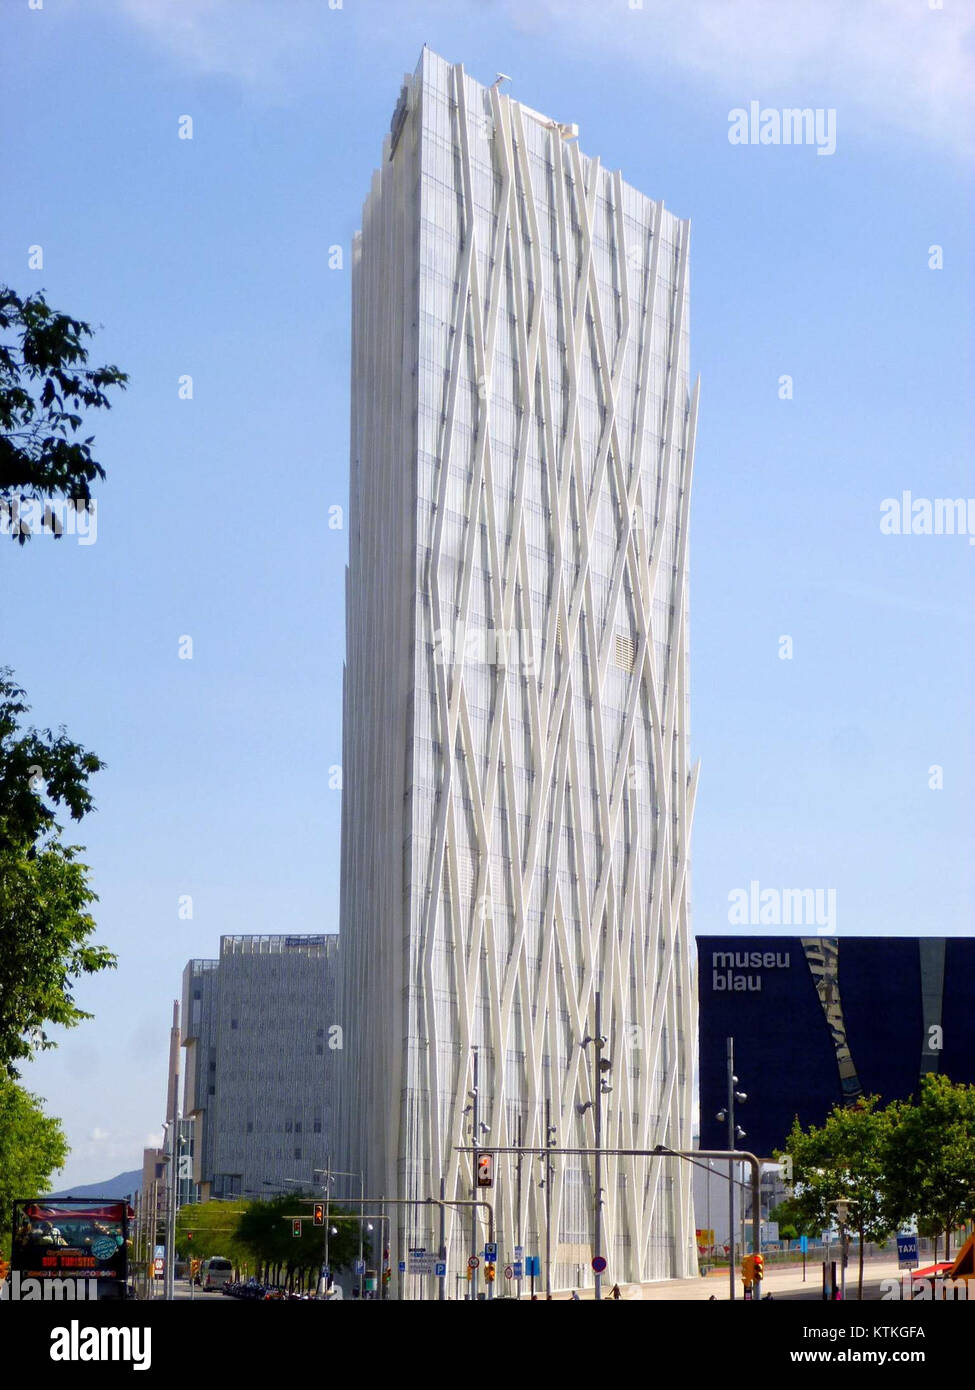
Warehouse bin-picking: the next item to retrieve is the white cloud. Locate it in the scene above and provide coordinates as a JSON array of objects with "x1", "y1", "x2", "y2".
[
  {"x1": 110, "y1": 0, "x2": 972, "y2": 157},
  {"x1": 88, "y1": 1126, "x2": 111, "y2": 1142},
  {"x1": 513, "y1": 0, "x2": 974, "y2": 159}
]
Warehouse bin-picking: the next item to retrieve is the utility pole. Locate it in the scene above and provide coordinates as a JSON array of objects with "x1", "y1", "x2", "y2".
[
  {"x1": 164, "y1": 999, "x2": 180, "y2": 1302},
  {"x1": 594, "y1": 990, "x2": 603, "y2": 1302},
  {"x1": 716, "y1": 1037, "x2": 748, "y2": 1302},
  {"x1": 726, "y1": 1039, "x2": 735, "y2": 1301},
  {"x1": 515, "y1": 1112, "x2": 523, "y2": 1299},
  {"x1": 438, "y1": 1176, "x2": 446, "y2": 1303},
  {"x1": 470, "y1": 1046, "x2": 479, "y2": 1299},
  {"x1": 544, "y1": 1097, "x2": 551, "y2": 1297}
]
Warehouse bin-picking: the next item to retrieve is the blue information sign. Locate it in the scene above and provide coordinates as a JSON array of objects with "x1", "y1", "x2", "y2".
[
  {"x1": 524, "y1": 1255, "x2": 541, "y2": 1278},
  {"x1": 484, "y1": 1242, "x2": 497, "y2": 1261},
  {"x1": 799, "y1": 1235, "x2": 808, "y2": 1254}
]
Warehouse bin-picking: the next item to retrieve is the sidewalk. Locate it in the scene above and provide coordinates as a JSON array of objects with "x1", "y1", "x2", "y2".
[{"x1": 539, "y1": 1256, "x2": 905, "y2": 1301}]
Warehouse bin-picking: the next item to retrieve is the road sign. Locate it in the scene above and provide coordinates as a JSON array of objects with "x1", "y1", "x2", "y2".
[
  {"x1": 484, "y1": 1241, "x2": 497, "y2": 1261},
  {"x1": 514, "y1": 1245, "x2": 523, "y2": 1259},
  {"x1": 435, "y1": 1261, "x2": 446, "y2": 1278},
  {"x1": 398, "y1": 1260, "x2": 406, "y2": 1274},
  {"x1": 513, "y1": 1261, "x2": 523, "y2": 1279},
  {"x1": 353, "y1": 1258, "x2": 365, "y2": 1275},
  {"x1": 897, "y1": 1234, "x2": 919, "y2": 1269},
  {"x1": 799, "y1": 1235, "x2": 809, "y2": 1254},
  {"x1": 504, "y1": 1265, "x2": 514, "y2": 1280},
  {"x1": 468, "y1": 1255, "x2": 479, "y2": 1270},
  {"x1": 524, "y1": 1255, "x2": 541, "y2": 1278},
  {"x1": 592, "y1": 1255, "x2": 607, "y2": 1274},
  {"x1": 408, "y1": 1250, "x2": 438, "y2": 1275}
]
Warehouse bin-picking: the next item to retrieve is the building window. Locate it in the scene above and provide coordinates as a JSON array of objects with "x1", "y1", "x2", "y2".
[
  {"x1": 295, "y1": 1122, "x2": 302, "y2": 1134},
  {"x1": 246, "y1": 1122, "x2": 253, "y2": 1134},
  {"x1": 286, "y1": 1120, "x2": 293, "y2": 1133},
  {"x1": 231, "y1": 1019, "x2": 238, "y2": 1030},
  {"x1": 294, "y1": 1147, "x2": 302, "y2": 1161},
  {"x1": 316, "y1": 1044, "x2": 324, "y2": 1056},
  {"x1": 208, "y1": 1085, "x2": 215, "y2": 1096},
  {"x1": 313, "y1": 1119, "x2": 322, "y2": 1134}
]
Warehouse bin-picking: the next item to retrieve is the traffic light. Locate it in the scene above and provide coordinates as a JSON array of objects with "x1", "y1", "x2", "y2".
[
  {"x1": 484, "y1": 1263, "x2": 496, "y2": 1283},
  {"x1": 741, "y1": 1254, "x2": 755, "y2": 1283},
  {"x1": 292, "y1": 1219, "x2": 302, "y2": 1238},
  {"x1": 186, "y1": 1232, "x2": 192, "y2": 1243},
  {"x1": 753, "y1": 1253, "x2": 765, "y2": 1281},
  {"x1": 313, "y1": 1203, "x2": 325, "y2": 1226},
  {"x1": 476, "y1": 1153, "x2": 494, "y2": 1188}
]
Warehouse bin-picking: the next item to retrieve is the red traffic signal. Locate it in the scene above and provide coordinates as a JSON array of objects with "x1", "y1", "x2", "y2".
[
  {"x1": 313, "y1": 1203, "x2": 325, "y2": 1226},
  {"x1": 753, "y1": 1253, "x2": 765, "y2": 1280},
  {"x1": 186, "y1": 1232, "x2": 193, "y2": 1242},
  {"x1": 476, "y1": 1153, "x2": 494, "y2": 1188},
  {"x1": 484, "y1": 1263, "x2": 496, "y2": 1282}
]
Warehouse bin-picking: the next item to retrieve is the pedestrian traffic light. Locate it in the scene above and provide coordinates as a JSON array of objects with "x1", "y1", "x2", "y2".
[
  {"x1": 476, "y1": 1153, "x2": 494, "y2": 1188},
  {"x1": 753, "y1": 1253, "x2": 764, "y2": 1281},
  {"x1": 485, "y1": 1263, "x2": 496, "y2": 1283},
  {"x1": 292, "y1": 1219, "x2": 302, "y2": 1238},
  {"x1": 313, "y1": 1202, "x2": 325, "y2": 1226}
]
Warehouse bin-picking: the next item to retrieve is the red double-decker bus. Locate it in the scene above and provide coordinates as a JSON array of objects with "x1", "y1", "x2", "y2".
[{"x1": 9, "y1": 1198, "x2": 132, "y2": 1300}]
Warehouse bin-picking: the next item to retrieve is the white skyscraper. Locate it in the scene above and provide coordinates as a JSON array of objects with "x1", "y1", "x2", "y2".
[{"x1": 339, "y1": 48, "x2": 699, "y2": 1294}]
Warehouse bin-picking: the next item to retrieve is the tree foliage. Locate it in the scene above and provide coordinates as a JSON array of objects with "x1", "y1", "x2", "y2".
[
  {"x1": 1, "y1": 285, "x2": 126, "y2": 536},
  {"x1": 0, "y1": 1079, "x2": 68, "y2": 1252},
  {"x1": 882, "y1": 1074, "x2": 975, "y2": 1259},
  {"x1": 235, "y1": 1193, "x2": 362, "y2": 1285},
  {"x1": 778, "y1": 1096, "x2": 895, "y2": 1299},
  {"x1": 0, "y1": 670, "x2": 115, "y2": 1076},
  {"x1": 175, "y1": 1201, "x2": 249, "y2": 1269}
]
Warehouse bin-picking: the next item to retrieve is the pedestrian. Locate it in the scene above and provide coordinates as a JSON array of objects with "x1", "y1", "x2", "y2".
[
  {"x1": 570, "y1": 1290, "x2": 580, "y2": 1300},
  {"x1": 610, "y1": 1284, "x2": 622, "y2": 1300}
]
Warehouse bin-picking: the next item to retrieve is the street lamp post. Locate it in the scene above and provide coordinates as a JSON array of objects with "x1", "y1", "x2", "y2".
[
  {"x1": 581, "y1": 994, "x2": 613, "y2": 1300},
  {"x1": 716, "y1": 1037, "x2": 748, "y2": 1301}
]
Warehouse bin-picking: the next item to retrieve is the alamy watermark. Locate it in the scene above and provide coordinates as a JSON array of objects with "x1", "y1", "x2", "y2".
[
  {"x1": 727, "y1": 880, "x2": 837, "y2": 930},
  {"x1": 880, "y1": 492, "x2": 975, "y2": 544},
  {"x1": 1, "y1": 496, "x2": 97, "y2": 545},
  {"x1": 728, "y1": 102, "x2": 836, "y2": 156}
]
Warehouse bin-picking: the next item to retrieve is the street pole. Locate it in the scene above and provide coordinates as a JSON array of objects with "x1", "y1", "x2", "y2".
[
  {"x1": 516, "y1": 1112, "x2": 523, "y2": 1300},
  {"x1": 727, "y1": 1038, "x2": 735, "y2": 1302},
  {"x1": 594, "y1": 990, "x2": 603, "y2": 1302},
  {"x1": 471, "y1": 1046, "x2": 479, "y2": 1300},
  {"x1": 544, "y1": 1097, "x2": 553, "y2": 1298},
  {"x1": 439, "y1": 1176, "x2": 446, "y2": 1302}
]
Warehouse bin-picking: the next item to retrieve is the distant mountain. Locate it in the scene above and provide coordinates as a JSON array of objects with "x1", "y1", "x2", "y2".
[{"x1": 46, "y1": 1169, "x2": 142, "y2": 1201}]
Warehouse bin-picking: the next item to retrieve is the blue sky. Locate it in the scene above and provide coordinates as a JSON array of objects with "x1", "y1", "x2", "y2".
[{"x1": 1, "y1": 0, "x2": 972, "y2": 1184}]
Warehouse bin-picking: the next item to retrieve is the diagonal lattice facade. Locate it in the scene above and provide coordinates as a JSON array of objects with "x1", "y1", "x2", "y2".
[{"x1": 339, "y1": 48, "x2": 699, "y2": 1293}]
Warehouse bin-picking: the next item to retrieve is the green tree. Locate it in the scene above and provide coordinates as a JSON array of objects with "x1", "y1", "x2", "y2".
[
  {"x1": 1, "y1": 285, "x2": 126, "y2": 539},
  {"x1": 0, "y1": 669, "x2": 115, "y2": 1075},
  {"x1": 235, "y1": 1193, "x2": 361, "y2": 1291},
  {"x1": 0, "y1": 1078, "x2": 68, "y2": 1252},
  {"x1": 175, "y1": 1202, "x2": 249, "y2": 1272},
  {"x1": 883, "y1": 1075, "x2": 975, "y2": 1259},
  {"x1": 778, "y1": 1096, "x2": 896, "y2": 1299}
]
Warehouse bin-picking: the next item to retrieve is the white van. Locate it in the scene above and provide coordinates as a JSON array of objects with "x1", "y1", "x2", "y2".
[{"x1": 200, "y1": 1256, "x2": 234, "y2": 1291}]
